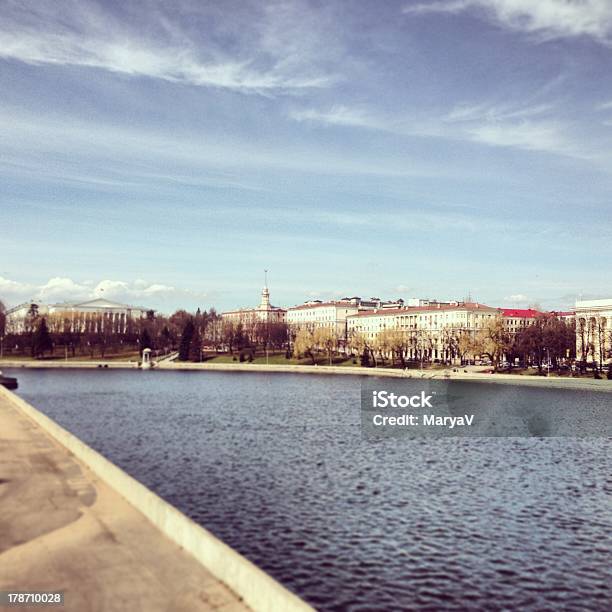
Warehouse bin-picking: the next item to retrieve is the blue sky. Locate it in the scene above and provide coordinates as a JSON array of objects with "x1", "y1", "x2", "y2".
[{"x1": 1, "y1": 0, "x2": 612, "y2": 313}]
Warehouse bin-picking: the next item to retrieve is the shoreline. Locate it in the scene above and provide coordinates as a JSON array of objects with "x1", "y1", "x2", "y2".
[
  {"x1": 0, "y1": 385, "x2": 313, "y2": 612},
  {"x1": 3, "y1": 359, "x2": 612, "y2": 392}
]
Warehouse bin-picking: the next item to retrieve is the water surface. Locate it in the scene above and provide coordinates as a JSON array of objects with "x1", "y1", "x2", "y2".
[{"x1": 10, "y1": 368, "x2": 612, "y2": 611}]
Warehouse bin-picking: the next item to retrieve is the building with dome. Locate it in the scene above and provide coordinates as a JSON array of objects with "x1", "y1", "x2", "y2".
[{"x1": 5, "y1": 298, "x2": 152, "y2": 334}]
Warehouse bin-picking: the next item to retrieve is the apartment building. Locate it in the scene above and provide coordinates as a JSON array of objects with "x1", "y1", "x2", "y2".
[
  {"x1": 286, "y1": 299, "x2": 361, "y2": 336},
  {"x1": 347, "y1": 302, "x2": 500, "y2": 361},
  {"x1": 500, "y1": 308, "x2": 541, "y2": 334}
]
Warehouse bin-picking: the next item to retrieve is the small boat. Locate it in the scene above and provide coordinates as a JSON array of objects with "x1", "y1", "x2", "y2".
[{"x1": 0, "y1": 370, "x2": 18, "y2": 390}]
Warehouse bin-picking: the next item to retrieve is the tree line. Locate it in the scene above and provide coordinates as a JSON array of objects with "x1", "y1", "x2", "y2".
[
  {"x1": 292, "y1": 316, "x2": 582, "y2": 373},
  {"x1": 0, "y1": 301, "x2": 293, "y2": 362},
  {"x1": 0, "y1": 303, "x2": 223, "y2": 359},
  {"x1": 2, "y1": 300, "x2": 609, "y2": 377}
]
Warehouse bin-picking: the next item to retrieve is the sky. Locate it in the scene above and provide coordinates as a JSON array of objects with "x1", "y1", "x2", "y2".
[{"x1": 1, "y1": 0, "x2": 612, "y2": 313}]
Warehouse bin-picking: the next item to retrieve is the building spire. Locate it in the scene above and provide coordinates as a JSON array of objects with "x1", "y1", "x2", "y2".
[{"x1": 260, "y1": 269, "x2": 270, "y2": 309}]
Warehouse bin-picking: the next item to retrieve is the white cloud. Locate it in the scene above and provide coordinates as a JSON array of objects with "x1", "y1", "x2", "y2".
[
  {"x1": 441, "y1": 101, "x2": 588, "y2": 156},
  {"x1": 0, "y1": 106, "x2": 454, "y2": 181},
  {"x1": 0, "y1": 1, "x2": 337, "y2": 94},
  {"x1": 395, "y1": 285, "x2": 414, "y2": 293},
  {"x1": 0, "y1": 277, "x2": 37, "y2": 305},
  {"x1": 466, "y1": 119, "x2": 584, "y2": 156},
  {"x1": 404, "y1": 0, "x2": 612, "y2": 44},
  {"x1": 504, "y1": 293, "x2": 530, "y2": 302},
  {"x1": 38, "y1": 277, "x2": 92, "y2": 303},
  {"x1": 291, "y1": 101, "x2": 590, "y2": 159},
  {"x1": 443, "y1": 102, "x2": 553, "y2": 123},
  {"x1": 0, "y1": 276, "x2": 209, "y2": 312},
  {"x1": 290, "y1": 106, "x2": 388, "y2": 130}
]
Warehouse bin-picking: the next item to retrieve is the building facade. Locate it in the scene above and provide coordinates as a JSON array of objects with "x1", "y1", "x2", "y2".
[
  {"x1": 575, "y1": 299, "x2": 611, "y2": 365},
  {"x1": 500, "y1": 308, "x2": 541, "y2": 335},
  {"x1": 286, "y1": 299, "x2": 361, "y2": 336},
  {"x1": 221, "y1": 286, "x2": 286, "y2": 327},
  {"x1": 347, "y1": 302, "x2": 500, "y2": 362},
  {"x1": 5, "y1": 298, "x2": 151, "y2": 334}
]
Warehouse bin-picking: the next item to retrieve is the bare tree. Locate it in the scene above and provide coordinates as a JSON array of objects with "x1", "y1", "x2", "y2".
[
  {"x1": 379, "y1": 329, "x2": 408, "y2": 367},
  {"x1": 473, "y1": 317, "x2": 511, "y2": 370},
  {"x1": 314, "y1": 326, "x2": 338, "y2": 365},
  {"x1": 293, "y1": 327, "x2": 317, "y2": 364},
  {"x1": 457, "y1": 330, "x2": 475, "y2": 365},
  {"x1": 441, "y1": 325, "x2": 460, "y2": 364},
  {"x1": 349, "y1": 331, "x2": 375, "y2": 367}
]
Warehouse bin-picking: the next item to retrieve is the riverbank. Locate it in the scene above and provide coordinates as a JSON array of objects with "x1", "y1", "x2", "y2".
[
  {"x1": 3, "y1": 358, "x2": 612, "y2": 392},
  {"x1": 160, "y1": 361, "x2": 612, "y2": 392},
  {"x1": 0, "y1": 386, "x2": 313, "y2": 612}
]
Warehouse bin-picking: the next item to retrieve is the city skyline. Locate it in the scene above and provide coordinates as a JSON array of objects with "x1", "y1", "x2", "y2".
[
  {"x1": 0, "y1": 272, "x2": 603, "y2": 314},
  {"x1": 2, "y1": 1, "x2": 612, "y2": 312}
]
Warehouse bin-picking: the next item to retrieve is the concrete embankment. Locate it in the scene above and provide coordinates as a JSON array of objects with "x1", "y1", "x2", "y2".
[
  {"x1": 0, "y1": 360, "x2": 137, "y2": 369},
  {"x1": 0, "y1": 386, "x2": 314, "y2": 612},
  {"x1": 160, "y1": 362, "x2": 612, "y2": 392}
]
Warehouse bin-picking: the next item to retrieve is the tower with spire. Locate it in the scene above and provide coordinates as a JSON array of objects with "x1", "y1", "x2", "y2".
[
  {"x1": 220, "y1": 269, "x2": 286, "y2": 326},
  {"x1": 259, "y1": 269, "x2": 271, "y2": 310}
]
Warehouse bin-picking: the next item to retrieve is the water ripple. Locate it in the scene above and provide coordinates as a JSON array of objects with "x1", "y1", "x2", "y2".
[{"x1": 12, "y1": 368, "x2": 612, "y2": 612}]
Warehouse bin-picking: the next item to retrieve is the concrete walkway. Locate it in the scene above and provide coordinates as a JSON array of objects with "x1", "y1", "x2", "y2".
[{"x1": 0, "y1": 392, "x2": 249, "y2": 612}]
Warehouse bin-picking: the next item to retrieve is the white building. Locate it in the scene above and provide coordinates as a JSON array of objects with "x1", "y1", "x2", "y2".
[
  {"x1": 286, "y1": 299, "x2": 362, "y2": 337},
  {"x1": 347, "y1": 301, "x2": 500, "y2": 362},
  {"x1": 221, "y1": 286, "x2": 286, "y2": 326},
  {"x1": 404, "y1": 298, "x2": 453, "y2": 308},
  {"x1": 5, "y1": 298, "x2": 151, "y2": 334},
  {"x1": 500, "y1": 308, "x2": 541, "y2": 335},
  {"x1": 575, "y1": 298, "x2": 611, "y2": 365}
]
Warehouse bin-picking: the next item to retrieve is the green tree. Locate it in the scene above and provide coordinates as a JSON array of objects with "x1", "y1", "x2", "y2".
[
  {"x1": 169, "y1": 310, "x2": 192, "y2": 340},
  {"x1": 139, "y1": 328, "x2": 152, "y2": 355},
  {"x1": 234, "y1": 323, "x2": 246, "y2": 351},
  {"x1": 360, "y1": 347, "x2": 370, "y2": 367},
  {"x1": 160, "y1": 325, "x2": 172, "y2": 350},
  {"x1": 25, "y1": 303, "x2": 40, "y2": 334},
  {"x1": 189, "y1": 326, "x2": 202, "y2": 362},
  {"x1": 32, "y1": 317, "x2": 53, "y2": 358},
  {"x1": 178, "y1": 319, "x2": 195, "y2": 361}
]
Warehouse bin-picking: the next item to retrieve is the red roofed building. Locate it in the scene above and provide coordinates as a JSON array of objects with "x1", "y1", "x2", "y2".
[
  {"x1": 500, "y1": 308, "x2": 577, "y2": 335},
  {"x1": 500, "y1": 308, "x2": 542, "y2": 335}
]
